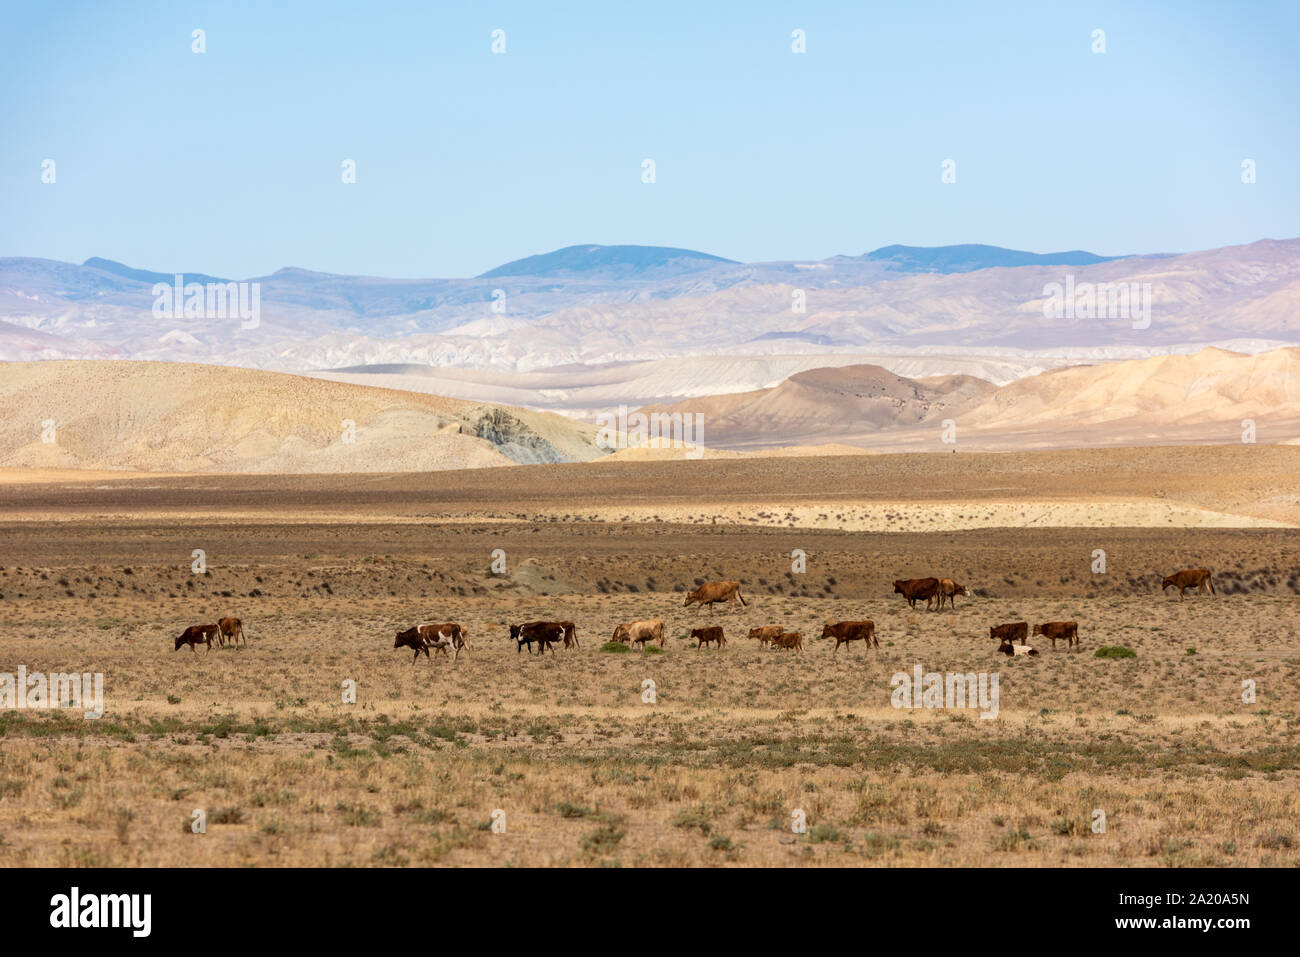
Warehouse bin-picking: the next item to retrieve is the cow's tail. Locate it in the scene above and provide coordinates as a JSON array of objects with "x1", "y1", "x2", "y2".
[{"x1": 737, "y1": 589, "x2": 747, "y2": 607}]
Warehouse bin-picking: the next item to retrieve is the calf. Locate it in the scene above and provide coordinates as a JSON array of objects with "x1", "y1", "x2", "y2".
[
  {"x1": 1032, "y1": 620, "x2": 1078, "y2": 651},
  {"x1": 683, "y1": 581, "x2": 747, "y2": 612},
  {"x1": 746, "y1": 625, "x2": 783, "y2": 646},
  {"x1": 822, "y1": 620, "x2": 877, "y2": 652},
  {"x1": 394, "y1": 626, "x2": 431, "y2": 664},
  {"x1": 998, "y1": 639, "x2": 1039, "y2": 657},
  {"x1": 935, "y1": 579, "x2": 971, "y2": 610},
  {"x1": 770, "y1": 631, "x2": 803, "y2": 652},
  {"x1": 690, "y1": 625, "x2": 725, "y2": 649},
  {"x1": 217, "y1": 616, "x2": 247, "y2": 648},
  {"x1": 989, "y1": 622, "x2": 1029, "y2": 646},
  {"x1": 175, "y1": 623, "x2": 219, "y2": 653},
  {"x1": 893, "y1": 577, "x2": 941, "y2": 610},
  {"x1": 1161, "y1": 568, "x2": 1214, "y2": 599}
]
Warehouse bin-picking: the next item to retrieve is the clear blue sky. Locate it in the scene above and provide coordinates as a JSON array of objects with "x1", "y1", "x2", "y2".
[{"x1": 2, "y1": 0, "x2": 1297, "y2": 278}]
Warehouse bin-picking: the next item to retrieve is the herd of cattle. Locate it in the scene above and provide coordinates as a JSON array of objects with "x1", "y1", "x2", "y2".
[{"x1": 170, "y1": 568, "x2": 1217, "y2": 662}]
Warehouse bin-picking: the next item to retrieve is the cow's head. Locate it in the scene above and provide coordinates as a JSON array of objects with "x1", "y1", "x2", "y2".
[
  {"x1": 683, "y1": 592, "x2": 698, "y2": 606},
  {"x1": 1031, "y1": 623, "x2": 1043, "y2": 637},
  {"x1": 892, "y1": 581, "x2": 904, "y2": 594},
  {"x1": 1160, "y1": 575, "x2": 1174, "y2": 589},
  {"x1": 174, "y1": 631, "x2": 186, "y2": 650},
  {"x1": 509, "y1": 624, "x2": 522, "y2": 641}
]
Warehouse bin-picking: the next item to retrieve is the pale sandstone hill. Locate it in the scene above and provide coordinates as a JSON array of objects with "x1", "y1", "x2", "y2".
[{"x1": 0, "y1": 361, "x2": 606, "y2": 473}]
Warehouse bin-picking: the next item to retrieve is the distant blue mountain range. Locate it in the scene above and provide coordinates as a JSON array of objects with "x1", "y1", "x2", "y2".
[
  {"x1": 478, "y1": 243, "x2": 740, "y2": 279},
  {"x1": 863, "y1": 243, "x2": 1122, "y2": 273}
]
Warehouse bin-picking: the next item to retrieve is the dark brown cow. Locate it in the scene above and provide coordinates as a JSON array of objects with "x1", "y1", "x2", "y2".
[
  {"x1": 989, "y1": 622, "x2": 1029, "y2": 646},
  {"x1": 690, "y1": 625, "x2": 725, "y2": 649},
  {"x1": 1032, "y1": 620, "x2": 1079, "y2": 651},
  {"x1": 822, "y1": 620, "x2": 877, "y2": 652},
  {"x1": 683, "y1": 581, "x2": 747, "y2": 612},
  {"x1": 770, "y1": 631, "x2": 803, "y2": 652},
  {"x1": 1161, "y1": 568, "x2": 1214, "y2": 599},
  {"x1": 175, "y1": 623, "x2": 219, "y2": 653},
  {"x1": 747, "y1": 625, "x2": 782, "y2": 646},
  {"x1": 511, "y1": 621, "x2": 567, "y2": 655},
  {"x1": 935, "y1": 579, "x2": 971, "y2": 610},
  {"x1": 394, "y1": 626, "x2": 431, "y2": 664},
  {"x1": 893, "y1": 578, "x2": 941, "y2": 610},
  {"x1": 217, "y1": 616, "x2": 247, "y2": 648}
]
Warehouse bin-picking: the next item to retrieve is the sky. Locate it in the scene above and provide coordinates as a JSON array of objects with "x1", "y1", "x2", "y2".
[{"x1": 2, "y1": 0, "x2": 1297, "y2": 278}]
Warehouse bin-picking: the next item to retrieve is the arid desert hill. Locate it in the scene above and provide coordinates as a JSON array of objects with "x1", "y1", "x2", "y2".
[
  {"x1": 639, "y1": 346, "x2": 1300, "y2": 451},
  {"x1": 0, "y1": 361, "x2": 605, "y2": 473}
]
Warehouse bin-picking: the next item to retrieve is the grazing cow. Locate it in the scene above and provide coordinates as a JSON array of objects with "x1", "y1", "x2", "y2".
[
  {"x1": 935, "y1": 579, "x2": 971, "y2": 610},
  {"x1": 610, "y1": 624, "x2": 631, "y2": 645},
  {"x1": 997, "y1": 639, "x2": 1039, "y2": 657},
  {"x1": 511, "y1": 621, "x2": 566, "y2": 655},
  {"x1": 175, "y1": 623, "x2": 219, "y2": 653},
  {"x1": 690, "y1": 625, "x2": 725, "y2": 649},
  {"x1": 683, "y1": 581, "x2": 747, "y2": 612},
  {"x1": 623, "y1": 618, "x2": 666, "y2": 650},
  {"x1": 217, "y1": 616, "x2": 247, "y2": 648},
  {"x1": 394, "y1": 626, "x2": 432, "y2": 664},
  {"x1": 989, "y1": 622, "x2": 1029, "y2": 646},
  {"x1": 1032, "y1": 621, "x2": 1079, "y2": 651},
  {"x1": 746, "y1": 625, "x2": 783, "y2": 646},
  {"x1": 822, "y1": 620, "x2": 877, "y2": 652},
  {"x1": 770, "y1": 631, "x2": 803, "y2": 652},
  {"x1": 1161, "y1": 568, "x2": 1215, "y2": 599},
  {"x1": 893, "y1": 578, "x2": 941, "y2": 610}
]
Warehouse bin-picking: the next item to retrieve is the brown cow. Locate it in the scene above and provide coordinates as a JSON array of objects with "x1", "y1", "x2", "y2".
[
  {"x1": 747, "y1": 625, "x2": 782, "y2": 646},
  {"x1": 683, "y1": 581, "x2": 747, "y2": 612},
  {"x1": 1161, "y1": 568, "x2": 1214, "y2": 599},
  {"x1": 690, "y1": 625, "x2": 725, "y2": 649},
  {"x1": 770, "y1": 631, "x2": 803, "y2": 652},
  {"x1": 511, "y1": 621, "x2": 567, "y2": 655},
  {"x1": 217, "y1": 616, "x2": 247, "y2": 648},
  {"x1": 989, "y1": 622, "x2": 1029, "y2": 646},
  {"x1": 822, "y1": 620, "x2": 877, "y2": 652},
  {"x1": 935, "y1": 579, "x2": 971, "y2": 610},
  {"x1": 419, "y1": 622, "x2": 468, "y2": 660},
  {"x1": 394, "y1": 626, "x2": 432, "y2": 664},
  {"x1": 624, "y1": 618, "x2": 666, "y2": 650},
  {"x1": 893, "y1": 578, "x2": 941, "y2": 610},
  {"x1": 1032, "y1": 621, "x2": 1078, "y2": 651},
  {"x1": 175, "y1": 623, "x2": 219, "y2": 653},
  {"x1": 610, "y1": 624, "x2": 631, "y2": 644}
]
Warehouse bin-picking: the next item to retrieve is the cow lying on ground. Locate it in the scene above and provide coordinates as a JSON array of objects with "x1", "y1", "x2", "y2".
[
  {"x1": 822, "y1": 620, "x2": 877, "y2": 652},
  {"x1": 747, "y1": 625, "x2": 782, "y2": 646},
  {"x1": 1161, "y1": 568, "x2": 1215, "y2": 599},
  {"x1": 989, "y1": 622, "x2": 1029, "y2": 646},
  {"x1": 511, "y1": 621, "x2": 566, "y2": 655},
  {"x1": 997, "y1": 639, "x2": 1039, "y2": 657},
  {"x1": 894, "y1": 578, "x2": 940, "y2": 610},
  {"x1": 217, "y1": 616, "x2": 247, "y2": 647},
  {"x1": 683, "y1": 581, "x2": 747, "y2": 611},
  {"x1": 770, "y1": 631, "x2": 803, "y2": 652},
  {"x1": 1032, "y1": 620, "x2": 1078, "y2": 651},
  {"x1": 175, "y1": 623, "x2": 219, "y2": 653},
  {"x1": 690, "y1": 625, "x2": 725, "y2": 649},
  {"x1": 935, "y1": 579, "x2": 971, "y2": 610}
]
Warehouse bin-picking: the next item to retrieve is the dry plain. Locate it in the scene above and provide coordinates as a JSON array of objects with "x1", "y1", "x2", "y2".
[{"x1": 0, "y1": 446, "x2": 1297, "y2": 867}]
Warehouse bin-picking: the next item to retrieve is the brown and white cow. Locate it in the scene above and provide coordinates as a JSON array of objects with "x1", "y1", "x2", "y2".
[
  {"x1": 935, "y1": 579, "x2": 971, "y2": 610},
  {"x1": 394, "y1": 626, "x2": 432, "y2": 664},
  {"x1": 770, "y1": 631, "x2": 803, "y2": 652},
  {"x1": 690, "y1": 625, "x2": 725, "y2": 649},
  {"x1": 217, "y1": 616, "x2": 247, "y2": 648},
  {"x1": 893, "y1": 578, "x2": 941, "y2": 610},
  {"x1": 989, "y1": 622, "x2": 1029, "y2": 646},
  {"x1": 175, "y1": 623, "x2": 219, "y2": 653},
  {"x1": 683, "y1": 581, "x2": 747, "y2": 612},
  {"x1": 1161, "y1": 568, "x2": 1214, "y2": 599},
  {"x1": 822, "y1": 620, "x2": 877, "y2": 652},
  {"x1": 419, "y1": 622, "x2": 468, "y2": 660},
  {"x1": 1032, "y1": 620, "x2": 1078, "y2": 651},
  {"x1": 997, "y1": 639, "x2": 1039, "y2": 657},
  {"x1": 746, "y1": 625, "x2": 783, "y2": 646},
  {"x1": 622, "y1": 618, "x2": 666, "y2": 650}
]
